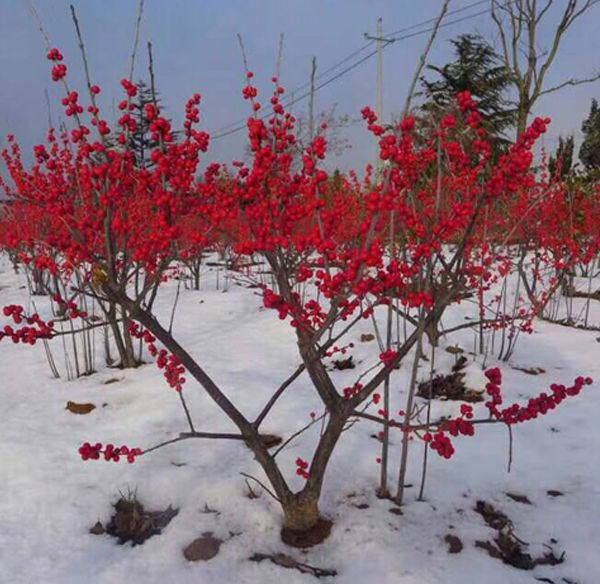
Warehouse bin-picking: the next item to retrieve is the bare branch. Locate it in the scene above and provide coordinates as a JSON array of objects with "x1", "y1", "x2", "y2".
[
  {"x1": 179, "y1": 431, "x2": 245, "y2": 440},
  {"x1": 568, "y1": 0, "x2": 600, "y2": 27},
  {"x1": 128, "y1": 0, "x2": 145, "y2": 83},
  {"x1": 141, "y1": 430, "x2": 244, "y2": 455},
  {"x1": 538, "y1": 72, "x2": 600, "y2": 97},
  {"x1": 491, "y1": 0, "x2": 514, "y2": 74},
  {"x1": 253, "y1": 364, "x2": 306, "y2": 429},
  {"x1": 275, "y1": 32, "x2": 285, "y2": 80},
  {"x1": 536, "y1": 0, "x2": 554, "y2": 24},
  {"x1": 402, "y1": 0, "x2": 452, "y2": 118},
  {"x1": 352, "y1": 410, "x2": 499, "y2": 432}
]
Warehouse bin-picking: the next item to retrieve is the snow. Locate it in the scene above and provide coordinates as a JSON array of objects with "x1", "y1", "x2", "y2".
[{"x1": 1, "y1": 255, "x2": 599, "y2": 584}]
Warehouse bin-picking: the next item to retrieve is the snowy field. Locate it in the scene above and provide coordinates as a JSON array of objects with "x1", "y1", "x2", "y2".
[{"x1": 1, "y1": 255, "x2": 599, "y2": 584}]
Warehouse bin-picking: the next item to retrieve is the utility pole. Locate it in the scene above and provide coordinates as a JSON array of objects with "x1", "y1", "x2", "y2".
[
  {"x1": 376, "y1": 17, "x2": 383, "y2": 127},
  {"x1": 365, "y1": 18, "x2": 392, "y2": 177},
  {"x1": 309, "y1": 56, "x2": 317, "y2": 143},
  {"x1": 376, "y1": 18, "x2": 383, "y2": 175}
]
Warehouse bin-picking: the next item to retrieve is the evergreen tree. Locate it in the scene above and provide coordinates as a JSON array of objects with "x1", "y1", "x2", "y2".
[
  {"x1": 549, "y1": 134, "x2": 575, "y2": 178},
  {"x1": 126, "y1": 80, "x2": 177, "y2": 169},
  {"x1": 579, "y1": 98, "x2": 600, "y2": 173},
  {"x1": 420, "y1": 34, "x2": 516, "y2": 155}
]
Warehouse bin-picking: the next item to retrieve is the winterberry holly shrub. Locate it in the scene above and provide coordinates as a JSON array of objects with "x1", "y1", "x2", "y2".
[{"x1": 0, "y1": 43, "x2": 596, "y2": 541}]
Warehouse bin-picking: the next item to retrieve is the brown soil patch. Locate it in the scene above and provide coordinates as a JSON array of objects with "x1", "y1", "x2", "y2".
[{"x1": 281, "y1": 517, "x2": 333, "y2": 548}]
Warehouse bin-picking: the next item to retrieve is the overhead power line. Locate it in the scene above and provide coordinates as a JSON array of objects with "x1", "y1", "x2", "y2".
[
  {"x1": 210, "y1": 3, "x2": 490, "y2": 141},
  {"x1": 385, "y1": 0, "x2": 488, "y2": 38},
  {"x1": 211, "y1": 0, "x2": 489, "y2": 136}
]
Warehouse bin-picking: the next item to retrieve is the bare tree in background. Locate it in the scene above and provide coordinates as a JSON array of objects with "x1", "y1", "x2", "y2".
[
  {"x1": 490, "y1": 0, "x2": 600, "y2": 137},
  {"x1": 295, "y1": 106, "x2": 354, "y2": 155}
]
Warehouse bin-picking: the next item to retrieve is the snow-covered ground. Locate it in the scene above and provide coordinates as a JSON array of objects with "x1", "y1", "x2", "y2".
[{"x1": 1, "y1": 256, "x2": 599, "y2": 584}]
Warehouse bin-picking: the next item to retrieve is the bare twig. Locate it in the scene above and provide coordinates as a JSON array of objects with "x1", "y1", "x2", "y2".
[
  {"x1": 178, "y1": 391, "x2": 196, "y2": 434},
  {"x1": 273, "y1": 413, "x2": 326, "y2": 458},
  {"x1": 240, "y1": 472, "x2": 281, "y2": 503}
]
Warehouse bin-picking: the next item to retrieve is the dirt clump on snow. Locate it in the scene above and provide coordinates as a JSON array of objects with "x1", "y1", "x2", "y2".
[
  {"x1": 512, "y1": 365, "x2": 546, "y2": 376},
  {"x1": 66, "y1": 401, "x2": 96, "y2": 414},
  {"x1": 474, "y1": 500, "x2": 565, "y2": 571},
  {"x1": 332, "y1": 356, "x2": 355, "y2": 370},
  {"x1": 444, "y1": 533, "x2": 464, "y2": 554},
  {"x1": 417, "y1": 357, "x2": 483, "y2": 402},
  {"x1": 505, "y1": 492, "x2": 532, "y2": 505},
  {"x1": 183, "y1": 532, "x2": 222, "y2": 561},
  {"x1": 91, "y1": 496, "x2": 178, "y2": 546}
]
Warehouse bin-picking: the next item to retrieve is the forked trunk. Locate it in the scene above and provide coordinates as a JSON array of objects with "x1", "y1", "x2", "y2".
[
  {"x1": 280, "y1": 490, "x2": 332, "y2": 548},
  {"x1": 282, "y1": 491, "x2": 320, "y2": 532}
]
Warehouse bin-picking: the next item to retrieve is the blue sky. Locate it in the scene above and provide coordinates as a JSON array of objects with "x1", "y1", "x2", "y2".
[{"x1": 0, "y1": 0, "x2": 598, "y2": 171}]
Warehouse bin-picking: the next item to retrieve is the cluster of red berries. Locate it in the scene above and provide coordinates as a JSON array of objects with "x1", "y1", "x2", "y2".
[
  {"x1": 51, "y1": 63, "x2": 67, "y2": 82},
  {"x1": 129, "y1": 322, "x2": 187, "y2": 392},
  {"x1": 33, "y1": 143, "x2": 49, "y2": 163},
  {"x1": 485, "y1": 368, "x2": 593, "y2": 424},
  {"x1": 399, "y1": 116, "x2": 415, "y2": 133},
  {"x1": 61, "y1": 91, "x2": 83, "y2": 118},
  {"x1": 184, "y1": 93, "x2": 202, "y2": 132},
  {"x1": 324, "y1": 342, "x2": 354, "y2": 358},
  {"x1": 3, "y1": 304, "x2": 27, "y2": 323},
  {"x1": 424, "y1": 431, "x2": 455, "y2": 458},
  {"x1": 242, "y1": 85, "x2": 258, "y2": 100},
  {"x1": 456, "y1": 90, "x2": 476, "y2": 112},
  {"x1": 51, "y1": 296, "x2": 88, "y2": 319},
  {"x1": 440, "y1": 114, "x2": 456, "y2": 130},
  {"x1": 46, "y1": 48, "x2": 63, "y2": 61},
  {"x1": 295, "y1": 458, "x2": 309, "y2": 480},
  {"x1": 120, "y1": 78, "x2": 138, "y2": 98},
  {"x1": 419, "y1": 368, "x2": 594, "y2": 460},
  {"x1": 401, "y1": 292, "x2": 434, "y2": 309},
  {"x1": 47, "y1": 48, "x2": 67, "y2": 81},
  {"x1": 466, "y1": 110, "x2": 482, "y2": 128},
  {"x1": 379, "y1": 350, "x2": 398, "y2": 367},
  {"x1": 157, "y1": 352, "x2": 186, "y2": 391},
  {"x1": 342, "y1": 382, "x2": 364, "y2": 398},
  {"x1": 262, "y1": 288, "x2": 292, "y2": 320},
  {"x1": 78, "y1": 442, "x2": 142, "y2": 463},
  {"x1": 1, "y1": 305, "x2": 54, "y2": 345},
  {"x1": 422, "y1": 405, "x2": 475, "y2": 460},
  {"x1": 360, "y1": 106, "x2": 384, "y2": 136}
]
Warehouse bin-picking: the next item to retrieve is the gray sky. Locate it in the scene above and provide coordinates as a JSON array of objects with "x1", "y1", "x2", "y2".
[{"x1": 1, "y1": 0, "x2": 598, "y2": 172}]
